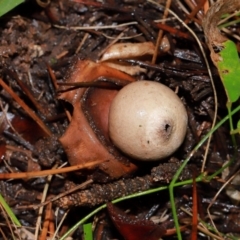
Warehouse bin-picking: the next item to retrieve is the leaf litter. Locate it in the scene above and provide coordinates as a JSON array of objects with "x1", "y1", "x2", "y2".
[{"x1": 0, "y1": 0, "x2": 239, "y2": 239}]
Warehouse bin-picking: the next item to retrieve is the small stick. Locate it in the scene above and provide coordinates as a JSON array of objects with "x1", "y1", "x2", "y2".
[
  {"x1": 152, "y1": 0, "x2": 172, "y2": 64},
  {"x1": 155, "y1": 23, "x2": 191, "y2": 39},
  {"x1": 47, "y1": 65, "x2": 72, "y2": 122},
  {"x1": 0, "y1": 78, "x2": 52, "y2": 137},
  {"x1": 0, "y1": 159, "x2": 106, "y2": 179},
  {"x1": 184, "y1": 0, "x2": 206, "y2": 24},
  {"x1": 57, "y1": 78, "x2": 129, "y2": 91},
  {"x1": 8, "y1": 70, "x2": 46, "y2": 115},
  {"x1": 39, "y1": 202, "x2": 52, "y2": 240}
]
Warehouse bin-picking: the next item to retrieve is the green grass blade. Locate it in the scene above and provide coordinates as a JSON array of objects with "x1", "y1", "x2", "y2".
[
  {"x1": 0, "y1": 0, "x2": 25, "y2": 17},
  {"x1": 169, "y1": 104, "x2": 240, "y2": 239},
  {"x1": 231, "y1": 119, "x2": 240, "y2": 134},
  {"x1": 0, "y1": 193, "x2": 21, "y2": 227},
  {"x1": 83, "y1": 223, "x2": 93, "y2": 240}
]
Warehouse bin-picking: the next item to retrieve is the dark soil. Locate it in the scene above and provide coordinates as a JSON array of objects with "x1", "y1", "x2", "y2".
[{"x1": 0, "y1": 0, "x2": 240, "y2": 239}]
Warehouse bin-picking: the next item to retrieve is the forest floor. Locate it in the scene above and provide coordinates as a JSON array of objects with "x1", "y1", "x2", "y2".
[{"x1": 0, "y1": 0, "x2": 239, "y2": 239}]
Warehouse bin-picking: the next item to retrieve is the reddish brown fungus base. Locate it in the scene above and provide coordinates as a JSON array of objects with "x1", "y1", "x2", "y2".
[{"x1": 59, "y1": 60, "x2": 137, "y2": 181}]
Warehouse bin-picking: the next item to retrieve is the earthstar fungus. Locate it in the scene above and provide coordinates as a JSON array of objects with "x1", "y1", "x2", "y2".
[
  {"x1": 109, "y1": 81, "x2": 188, "y2": 161},
  {"x1": 58, "y1": 60, "x2": 187, "y2": 181}
]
